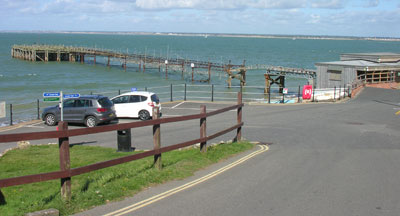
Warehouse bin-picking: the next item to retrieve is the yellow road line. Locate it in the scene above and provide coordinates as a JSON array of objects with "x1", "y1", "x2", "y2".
[{"x1": 104, "y1": 145, "x2": 268, "y2": 216}]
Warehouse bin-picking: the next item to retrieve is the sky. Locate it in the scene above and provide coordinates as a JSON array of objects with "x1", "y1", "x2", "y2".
[{"x1": 0, "y1": 0, "x2": 399, "y2": 37}]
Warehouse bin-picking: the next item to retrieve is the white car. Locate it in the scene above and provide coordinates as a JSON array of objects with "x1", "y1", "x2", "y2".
[{"x1": 110, "y1": 91, "x2": 161, "y2": 120}]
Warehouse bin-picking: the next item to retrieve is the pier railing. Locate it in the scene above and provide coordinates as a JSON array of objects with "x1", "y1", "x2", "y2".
[{"x1": 0, "y1": 93, "x2": 243, "y2": 201}]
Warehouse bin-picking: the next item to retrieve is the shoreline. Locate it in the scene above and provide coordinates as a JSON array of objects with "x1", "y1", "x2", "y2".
[{"x1": 1, "y1": 31, "x2": 400, "y2": 42}]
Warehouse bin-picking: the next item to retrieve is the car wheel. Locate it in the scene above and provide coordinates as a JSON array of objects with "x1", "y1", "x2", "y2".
[
  {"x1": 45, "y1": 114, "x2": 57, "y2": 126},
  {"x1": 85, "y1": 116, "x2": 98, "y2": 127},
  {"x1": 138, "y1": 110, "x2": 150, "y2": 121}
]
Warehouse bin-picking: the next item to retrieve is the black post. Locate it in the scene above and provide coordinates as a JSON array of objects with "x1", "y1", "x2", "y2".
[
  {"x1": 211, "y1": 84, "x2": 214, "y2": 102},
  {"x1": 298, "y1": 85, "x2": 301, "y2": 103},
  {"x1": 312, "y1": 87, "x2": 315, "y2": 102},
  {"x1": 282, "y1": 91, "x2": 285, "y2": 104},
  {"x1": 170, "y1": 84, "x2": 173, "y2": 102},
  {"x1": 90, "y1": 91, "x2": 93, "y2": 95},
  {"x1": 334, "y1": 86, "x2": 336, "y2": 101},
  {"x1": 348, "y1": 86, "x2": 351, "y2": 98},
  {"x1": 344, "y1": 84, "x2": 346, "y2": 98},
  {"x1": 9, "y1": 104, "x2": 12, "y2": 126},
  {"x1": 184, "y1": 83, "x2": 187, "y2": 101},
  {"x1": 37, "y1": 99, "x2": 40, "y2": 120},
  {"x1": 268, "y1": 86, "x2": 271, "y2": 104},
  {"x1": 145, "y1": 86, "x2": 148, "y2": 91},
  {"x1": 338, "y1": 86, "x2": 341, "y2": 100},
  {"x1": 118, "y1": 89, "x2": 121, "y2": 95}
]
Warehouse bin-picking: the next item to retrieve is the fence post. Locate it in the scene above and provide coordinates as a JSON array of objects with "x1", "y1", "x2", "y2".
[
  {"x1": 235, "y1": 92, "x2": 242, "y2": 142},
  {"x1": 9, "y1": 104, "x2": 12, "y2": 126},
  {"x1": 211, "y1": 84, "x2": 214, "y2": 102},
  {"x1": 184, "y1": 83, "x2": 187, "y2": 101},
  {"x1": 37, "y1": 99, "x2": 40, "y2": 120},
  {"x1": 348, "y1": 86, "x2": 352, "y2": 98},
  {"x1": 170, "y1": 84, "x2": 173, "y2": 102},
  {"x1": 268, "y1": 86, "x2": 271, "y2": 104},
  {"x1": 153, "y1": 107, "x2": 161, "y2": 170},
  {"x1": 334, "y1": 86, "x2": 336, "y2": 101},
  {"x1": 298, "y1": 85, "x2": 301, "y2": 103},
  {"x1": 200, "y1": 105, "x2": 207, "y2": 153},
  {"x1": 58, "y1": 121, "x2": 71, "y2": 201}
]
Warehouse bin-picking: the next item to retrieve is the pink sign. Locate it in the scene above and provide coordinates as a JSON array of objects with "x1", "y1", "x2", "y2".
[{"x1": 302, "y1": 85, "x2": 313, "y2": 99}]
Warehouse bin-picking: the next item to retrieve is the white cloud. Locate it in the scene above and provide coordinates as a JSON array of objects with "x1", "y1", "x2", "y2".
[
  {"x1": 307, "y1": 14, "x2": 321, "y2": 24},
  {"x1": 364, "y1": 0, "x2": 379, "y2": 8},
  {"x1": 310, "y1": 0, "x2": 345, "y2": 9}
]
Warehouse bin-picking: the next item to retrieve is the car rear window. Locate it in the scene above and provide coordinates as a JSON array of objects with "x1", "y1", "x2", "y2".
[
  {"x1": 98, "y1": 97, "x2": 113, "y2": 107},
  {"x1": 151, "y1": 94, "x2": 159, "y2": 103}
]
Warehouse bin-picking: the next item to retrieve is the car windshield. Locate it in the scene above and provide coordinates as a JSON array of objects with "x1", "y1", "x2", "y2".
[
  {"x1": 151, "y1": 94, "x2": 160, "y2": 103},
  {"x1": 98, "y1": 97, "x2": 113, "y2": 107}
]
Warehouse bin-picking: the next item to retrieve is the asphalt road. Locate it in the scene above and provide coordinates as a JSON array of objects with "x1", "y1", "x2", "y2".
[{"x1": 2, "y1": 87, "x2": 400, "y2": 215}]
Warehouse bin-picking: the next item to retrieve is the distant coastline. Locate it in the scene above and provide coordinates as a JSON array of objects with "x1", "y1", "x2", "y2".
[{"x1": 1, "y1": 30, "x2": 400, "y2": 42}]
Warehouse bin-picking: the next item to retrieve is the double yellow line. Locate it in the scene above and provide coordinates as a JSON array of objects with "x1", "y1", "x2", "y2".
[{"x1": 104, "y1": 144, "x2": 269, "y2": 216}]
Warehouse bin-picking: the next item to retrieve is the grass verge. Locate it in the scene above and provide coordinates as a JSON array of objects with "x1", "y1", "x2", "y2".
[{"x1": 0, "y1": 141, "x2": 254, "y2": 215}]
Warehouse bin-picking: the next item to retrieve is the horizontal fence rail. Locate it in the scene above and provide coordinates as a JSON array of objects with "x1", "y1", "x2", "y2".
[{"x1": 0, "y1": 93, "x2": 244, "y2": 201}]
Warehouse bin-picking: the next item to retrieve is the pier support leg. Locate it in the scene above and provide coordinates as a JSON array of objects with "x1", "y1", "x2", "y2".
[{"x1": 45, "y1": 50, "x2": 49, "y2": 61}]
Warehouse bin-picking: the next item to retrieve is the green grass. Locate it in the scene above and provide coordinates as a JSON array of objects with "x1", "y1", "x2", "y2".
[{"x1": 0, "y1": 142, "x2": 254, "y2": 215}]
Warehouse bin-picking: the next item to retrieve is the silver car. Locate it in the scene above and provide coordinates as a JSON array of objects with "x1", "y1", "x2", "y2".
[{"x1": 41, "y1": 95, "x2": 116, "y2": 127}]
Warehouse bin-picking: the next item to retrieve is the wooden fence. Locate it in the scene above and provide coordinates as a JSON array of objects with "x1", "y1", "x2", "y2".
[{"x1": 0, "y1": 93, "x2": 243, "y2": 201}]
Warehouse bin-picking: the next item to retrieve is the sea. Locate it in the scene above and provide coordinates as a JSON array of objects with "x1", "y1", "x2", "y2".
[{"x1": 1, "y1": 33, "x2": 400, "y2": 125}]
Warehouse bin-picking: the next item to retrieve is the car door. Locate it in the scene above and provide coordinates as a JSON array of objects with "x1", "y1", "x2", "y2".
[
  {"x1": 111, "y1": 95, "x2": 130, "y2": 117},
  {"x1": 62, "y1": 99, "x2": 75, "y2": 121},
  {"x1": 128, "y1": 95, "x2": 142, "y2": 118},
  {"x1": 73, "y1": 99, "x2": 88, "y2": 121}
]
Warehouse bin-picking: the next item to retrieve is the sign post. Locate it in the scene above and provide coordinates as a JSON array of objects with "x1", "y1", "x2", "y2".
[{"x1": 43, "y1": 92, "x2": 80, "y2": 122}]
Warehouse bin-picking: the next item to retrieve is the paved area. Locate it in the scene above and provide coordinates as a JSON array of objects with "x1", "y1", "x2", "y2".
[
  {"x1": 1, "y1": 87, "x2": 400, "y2": 216},
  {"x1": 78, "y1": 87, "x2": 400, "y2": 216}
]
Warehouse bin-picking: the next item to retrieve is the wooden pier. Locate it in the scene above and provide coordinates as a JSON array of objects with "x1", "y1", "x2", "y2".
[{"x1": 11, "y1": 44, "x2": 246, "y2": 85}]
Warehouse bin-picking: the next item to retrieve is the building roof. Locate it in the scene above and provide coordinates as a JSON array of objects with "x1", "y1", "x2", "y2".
[
  {"x1": 340, "y1": 53, "x2": 400, "y2": 63},
  {"x1": 316, "y1": 53, "x2": 400, "y2": 71},
  {"x1": 315, "y1": 60, "x2": 400, "y2": 71}
]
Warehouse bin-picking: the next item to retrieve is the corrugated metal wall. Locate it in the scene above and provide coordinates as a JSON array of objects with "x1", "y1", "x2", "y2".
[{"x1": 316, "y1": 65, "x2": 357, "y2": 88}]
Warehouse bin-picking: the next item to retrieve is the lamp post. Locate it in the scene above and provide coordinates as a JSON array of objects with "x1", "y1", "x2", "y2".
[
  {"x1": 191, "y1": 63, "x2": 195, "y2": 83},
  {"x1": 165, "y1": 60, "x2": 168, "y2": 80}
]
